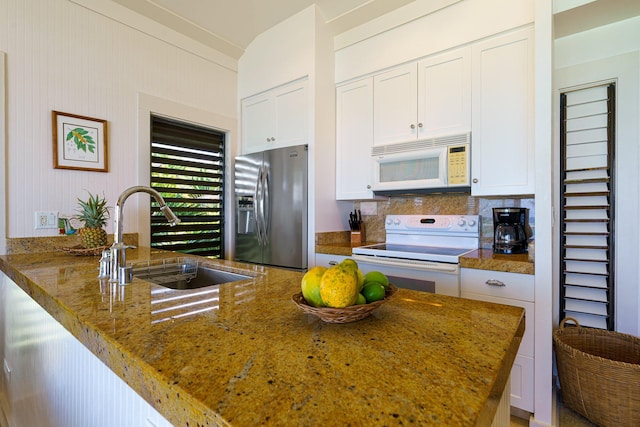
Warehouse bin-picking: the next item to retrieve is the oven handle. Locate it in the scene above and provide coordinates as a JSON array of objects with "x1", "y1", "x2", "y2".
[{"x1": 351, "y1": 254, "x2": 459, "y2": 273}]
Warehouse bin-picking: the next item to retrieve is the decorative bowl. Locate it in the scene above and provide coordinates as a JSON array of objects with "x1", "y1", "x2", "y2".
[{"x1": 291, "y1": 284, "x2": 398, "y2": 323}]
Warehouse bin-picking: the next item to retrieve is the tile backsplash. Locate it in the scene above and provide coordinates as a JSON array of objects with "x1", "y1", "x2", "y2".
[{"x1": 354, "y1": 194, "x2": 534, "y2": 248}]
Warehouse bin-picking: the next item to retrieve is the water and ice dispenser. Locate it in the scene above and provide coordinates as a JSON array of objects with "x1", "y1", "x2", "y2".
[{"x1": 236, "y1": 196, "x2": 256, "y2": 234}]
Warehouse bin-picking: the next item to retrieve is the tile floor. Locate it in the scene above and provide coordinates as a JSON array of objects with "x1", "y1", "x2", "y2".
[
  {"x1": 510, "y1": 396, "x2": 596, "y2": 427},
  {"x1": 1, "y1": 389, "x2": 598, "y2": 427}
]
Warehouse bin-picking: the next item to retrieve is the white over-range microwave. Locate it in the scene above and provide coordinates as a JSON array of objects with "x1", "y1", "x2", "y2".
[{"x1": 371, "y1": 133, "x2": 471, "y2": 195}]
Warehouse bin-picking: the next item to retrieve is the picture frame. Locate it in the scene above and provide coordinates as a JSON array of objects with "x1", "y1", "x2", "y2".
[{"x1": 52, "y1": 110, "x2": 108, "y2": 172}]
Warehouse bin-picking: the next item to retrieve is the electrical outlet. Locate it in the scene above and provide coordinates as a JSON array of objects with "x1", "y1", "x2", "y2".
[{"x1": 35, "y1": 211, "x2": 58, "y2": 229}]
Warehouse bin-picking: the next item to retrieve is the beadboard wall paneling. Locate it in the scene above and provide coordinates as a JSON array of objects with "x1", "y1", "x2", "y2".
[
  {"x1": 0, "y1": 272, "x2": 173, "y2": 427},
  {"x1": 0, "y1": 0, "x2": 237, "y2": 238}
]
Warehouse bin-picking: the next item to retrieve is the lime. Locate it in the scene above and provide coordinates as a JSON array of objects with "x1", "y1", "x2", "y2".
[
  {"x1": 362, "y1": 282, "x2": 386, "y2": 303},
  {"x1": 364, "y1": 271, "x2": 389, "y2": 289},
  {"x1": 355, "y1": 293, "x2": 366, "y2": 305}
]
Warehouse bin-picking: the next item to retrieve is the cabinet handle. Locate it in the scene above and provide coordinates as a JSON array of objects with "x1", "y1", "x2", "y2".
[
  {"x1": 418, "y1": 123, "x2": 423, "y2": 128},
  {"x1": 472, "y1": 178, "x2": 478, "y2": 183},
  {"x1": 366, "y1": 184, "x2": 371, "y2": 189},
  {"x1": 410, "y1": 124, "x2": 415, "y2": 129},
  {"x1": 328, "y1": 261, "x2": 338, "y2": 266},
  {"x1": 486, "y1": 279, "x2": 506, "y2": 287}
]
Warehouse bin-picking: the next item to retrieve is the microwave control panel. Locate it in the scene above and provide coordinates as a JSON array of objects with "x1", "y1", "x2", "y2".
[{"x1": 447, "y1": 145, "x2": 469, "y2": 185}]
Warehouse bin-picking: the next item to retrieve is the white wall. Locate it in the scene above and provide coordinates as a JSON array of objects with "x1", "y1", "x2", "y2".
[
  {"x1": 237, "y1": 7, "x2": 314, "y2": 99},
  {"x1": 237, "y1": 5, "x2": 351, "y2": 247},
  {"x1": 0, "y1": 0, "x2": 237, "y2": 240},
  {"x1": 555, "y1": 16, "x2": 640, "y2": 335}
]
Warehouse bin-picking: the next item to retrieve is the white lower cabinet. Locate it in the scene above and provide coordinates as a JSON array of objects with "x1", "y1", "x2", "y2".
[
  {"x1": 315, "y1": 253, "x2": 349, "y2": 268},
  {"x1": 461, "y1": 268, "x2": 535, "y2": 413}
]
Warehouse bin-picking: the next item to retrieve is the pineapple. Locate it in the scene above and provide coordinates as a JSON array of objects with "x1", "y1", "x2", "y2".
[{"x1": 76, "y1": 192, "x2": 110, "y2": 248}]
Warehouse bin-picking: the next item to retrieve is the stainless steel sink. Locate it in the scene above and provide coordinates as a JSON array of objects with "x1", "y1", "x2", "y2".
[{"x1": 131, "y1": 257, "x2": 251, "y2": 290}]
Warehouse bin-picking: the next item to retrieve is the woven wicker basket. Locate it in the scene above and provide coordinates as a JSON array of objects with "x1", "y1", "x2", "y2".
[
  {"x1": 553, "y1": 317, "x2": 640, "y2": 427},
  {"x1": 292, "y1": 284, "x2": 398, "y2": 323}
]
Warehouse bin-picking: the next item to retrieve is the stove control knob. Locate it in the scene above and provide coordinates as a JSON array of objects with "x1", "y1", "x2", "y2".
[
  {"x1": 458, "y1": 218, "x2": 467, "y2": 227},
  {"x1": 386, "y1": 218, "x2": 393, "y2": 225},
  {"x1": 468, "y1": 219, "x2": 477, "y2": 227},
  {"x1": 393, "y1": 218, "x2": 401, "y2": 225}
]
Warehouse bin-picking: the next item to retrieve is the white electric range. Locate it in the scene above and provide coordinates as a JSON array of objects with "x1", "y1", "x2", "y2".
[{"x1": 352, "y1": 214, "x2": 480, "y2": 296}]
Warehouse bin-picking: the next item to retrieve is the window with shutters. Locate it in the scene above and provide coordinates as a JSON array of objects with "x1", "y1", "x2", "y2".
[
  {"x1": 150, "y1": 115, "x2": 225, "y2": 258},
  {"x1": 559, "y1": 83, "x2": 615, "y2": 330}
]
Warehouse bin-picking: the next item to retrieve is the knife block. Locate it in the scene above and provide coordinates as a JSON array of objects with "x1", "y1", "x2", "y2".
[{"x1": 350, "y1": 223, "x2": 366, "y2": 245}]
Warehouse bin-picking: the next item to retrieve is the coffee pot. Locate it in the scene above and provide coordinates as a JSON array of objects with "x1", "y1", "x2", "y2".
[{"x1": 493, "y1": 208, "x2": 529, "y2": 254}]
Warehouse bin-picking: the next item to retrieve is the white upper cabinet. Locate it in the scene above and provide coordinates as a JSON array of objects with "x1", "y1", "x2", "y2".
[
  {"x1": 373, "y1": 64, "x2": 418, "y2": 145},
  {"x1": 373, "y1": 47, "x2": 471, "y2": 146},
  {"x1": 241, "y1": 78, "x2": 308, "y2": 154},
  {"x1": 336, "y1": 77, "x2": 374, "y2": 200},
  {"x1": 471, "y1": 28, "x2": 534, "y2": 196},
  {"x1": 417, "y1": 47, "x2": 471, "y2": 139}
]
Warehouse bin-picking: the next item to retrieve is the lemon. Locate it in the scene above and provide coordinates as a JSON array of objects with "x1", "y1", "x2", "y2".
[
  {"x1": 340, "y1": 258, "x2": 358, "y2": 270},
  {"x1": 362, "y1": 282, "x2": 386, "y2": 303},
  {"x1": 355, "y1": 293, "x2": 366, "y2": 305},
  {"x1": 300, "y1": 266, "x2": 327, "y2": 307},
  {"x1": 319, "y1": 264, "x2": 359, "y2": 308},
  {"x1": 355, "y1": 269, "x2": 365, "y2": 292},
  {"x1": 364, "y1": 271, "x2": 389, "y2": 289}
]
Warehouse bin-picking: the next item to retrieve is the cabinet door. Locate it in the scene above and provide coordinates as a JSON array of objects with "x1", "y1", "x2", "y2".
[
  {"x1": 336, "y1": 78, "x2": 374, "y2": 200},
  {"x1": 274, "y1": 79, "x2": 308, "y2": 149},
  {"x1": 373, "y1": 64, "x2": 418, "y2": 146},
  {"x1": 417, "y1": 47, "x2": 471, "y2": 138},
  {"x1": 241, "y1": 93, "x2": 274, "y2": 154},
  {"x1": 461, "y1": 267, "x2": 535, "y2": 412},
  {"x1": 471, "y1": 28, "x2": 534, "y2": 196},
  {"x1": 315, "y1": 253, "x2": 349, "y2": 268}
]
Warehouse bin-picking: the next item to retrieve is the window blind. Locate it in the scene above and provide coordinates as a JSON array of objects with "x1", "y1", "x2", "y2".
[
  {"x1": 150, "y1": 115, "x2": 225, "y2": 258},
  {"x1": 560, "y1": 83, "x2": 615, "y2": 330}
]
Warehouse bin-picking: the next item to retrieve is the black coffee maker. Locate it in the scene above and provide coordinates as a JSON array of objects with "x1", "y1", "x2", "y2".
[{"x1": 493, "y1": 207, "x2": 529, "y2": 254}]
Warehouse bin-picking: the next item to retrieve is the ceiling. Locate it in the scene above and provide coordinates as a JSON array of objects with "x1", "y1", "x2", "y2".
[
  {"x1": 112, "y1": 0, "x2": 415, "y2": 59},
  {"x1": 113, "y1": 0, "x2": 640, "y2": 59},
  {"x1": 554, "y1": 0, "x2": 640, "y2": 38}
]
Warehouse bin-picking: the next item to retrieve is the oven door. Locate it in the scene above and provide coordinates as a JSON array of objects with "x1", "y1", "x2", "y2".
[{"x1": 351, "y1": 255, "x2": 460, "y2": 297}]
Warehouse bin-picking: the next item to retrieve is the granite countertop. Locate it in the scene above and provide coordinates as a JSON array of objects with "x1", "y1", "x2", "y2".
[
  {"x1": 460, "y1": 248, "x2": 534, "y2": 275},
  {"x1": 0, "y1": 248, "x2": 524, "y2": 426},
  {"x1": 316, "y1": 240, "x2": 535, "y2": 275}
]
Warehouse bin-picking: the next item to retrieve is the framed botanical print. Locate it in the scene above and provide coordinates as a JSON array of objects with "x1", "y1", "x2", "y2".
[{"x1": 52, "y1": 110, "x2": 108, "y2": 172}]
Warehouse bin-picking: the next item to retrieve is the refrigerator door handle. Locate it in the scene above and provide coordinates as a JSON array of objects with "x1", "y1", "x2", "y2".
[
  {"x1": 255, "y1": 165, "x2": 264, "y2": 245},
  {"x1": 262, "y1": 166, "x2": 270, "y2": 242}
]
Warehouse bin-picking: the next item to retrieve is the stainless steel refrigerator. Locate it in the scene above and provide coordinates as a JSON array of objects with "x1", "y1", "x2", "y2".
[{"x1": 234, "y1": 144, "x2": 308, "y2": 270}]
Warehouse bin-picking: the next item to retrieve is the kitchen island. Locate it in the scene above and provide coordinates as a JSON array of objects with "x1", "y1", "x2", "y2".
[{"x1": 0, "y1": 248, "x2": 524, "y2": 426}]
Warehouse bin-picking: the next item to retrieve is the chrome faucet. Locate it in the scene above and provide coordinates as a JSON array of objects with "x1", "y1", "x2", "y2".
[{"x1": 109, "y1": 186, "x2": 181, "y2": 284}]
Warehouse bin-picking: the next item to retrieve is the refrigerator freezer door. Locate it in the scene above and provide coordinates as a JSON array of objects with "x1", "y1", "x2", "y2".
[
  {"x1": 263, "y1": 145, "x2": 308, "y2": 270},
  {"x1": 234, "y1": 152, "x2": 264, "y2": 265}
]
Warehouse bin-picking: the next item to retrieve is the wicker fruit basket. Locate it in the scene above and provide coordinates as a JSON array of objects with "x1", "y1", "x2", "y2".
[
  {"x1": 553, "y1": 317, "x2": 640, "y2": 427},
  {"x1": 292, "y1": 284, "x2": 398, "y2": 324}
]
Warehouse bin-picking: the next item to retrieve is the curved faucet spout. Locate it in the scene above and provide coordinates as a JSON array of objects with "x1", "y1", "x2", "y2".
[
  {"x1": 114, "y1": 186, "x2": 180, "y2": 244},
  {"x1": 111, "y1": 186, "x2": 181, "y2": 284}
]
